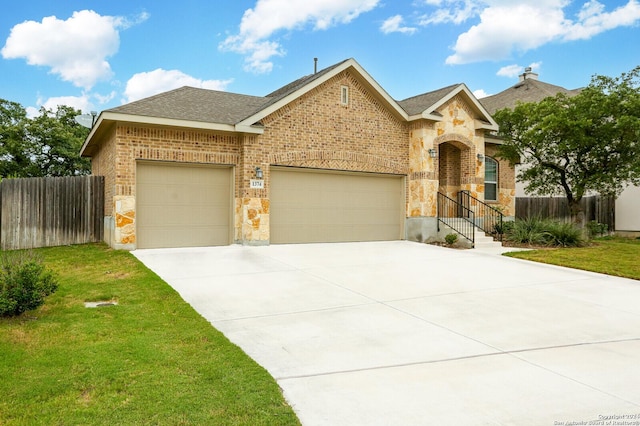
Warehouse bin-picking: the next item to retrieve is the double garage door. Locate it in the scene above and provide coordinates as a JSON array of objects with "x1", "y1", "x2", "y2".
[
  {"x1": 136, "y1": 163, "x2": 404, "y2": 249},
  {"x1": 270, "y1": 168, "x2": 404, "y2": 244}
]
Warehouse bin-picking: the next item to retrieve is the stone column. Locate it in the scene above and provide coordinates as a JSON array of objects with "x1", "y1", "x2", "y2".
[{"x1": 407, "y1": 122, "x2": 439, "y2": 242}]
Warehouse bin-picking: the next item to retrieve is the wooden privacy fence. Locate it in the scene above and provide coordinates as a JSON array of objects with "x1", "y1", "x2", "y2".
[
  {"x1": 0, "y1": 176, "x2": 104, "y2": 250},
  {"x1": 516, "y1": 195, "x2": 615, "y2": 230}
]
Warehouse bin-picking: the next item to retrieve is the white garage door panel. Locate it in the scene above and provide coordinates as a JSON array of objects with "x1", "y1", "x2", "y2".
[
  {"x1": 137, "y1": 162, "x2": 232, "y2": 249},
  {"x1": 271, "y1": 168, "x2": 404, "y2": 244}
]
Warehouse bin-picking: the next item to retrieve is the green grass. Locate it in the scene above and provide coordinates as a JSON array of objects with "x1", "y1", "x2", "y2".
[
  {"x1": 0, "y1": 243, "x2": 300, "y2": 425},
  {"x1": 505, "y1": 236, "x2": 640, "y2": 280}
]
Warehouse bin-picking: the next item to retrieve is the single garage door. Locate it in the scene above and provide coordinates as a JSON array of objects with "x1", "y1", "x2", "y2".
[
  {"x1": 136, "y1": 162, "x2": 232, "y2": 249},
  {"x1": 270, "y1": 167, "x2": 404, "y2": 243}
]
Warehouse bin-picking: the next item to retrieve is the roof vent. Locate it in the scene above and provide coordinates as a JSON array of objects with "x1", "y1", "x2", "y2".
[
  {"x1": 314, "y1": 57, "x2": 318, "y2": 74},
  {"x1": 519, "y1": 67, "x2": 539, "y2": 82}
]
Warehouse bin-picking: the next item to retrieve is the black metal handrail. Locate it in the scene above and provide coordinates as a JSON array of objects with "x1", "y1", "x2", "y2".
[
  {"x1": 437, "y1": 192, "x2": 475, "y2": 247},
  {"x1": 458, "y1": 190, "x2": 504, "y2": 241}
]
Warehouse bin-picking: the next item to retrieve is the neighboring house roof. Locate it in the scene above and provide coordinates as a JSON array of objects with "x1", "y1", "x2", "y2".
[{"x1": 480, "y1": 77, "x2": 582, "y2": 115}]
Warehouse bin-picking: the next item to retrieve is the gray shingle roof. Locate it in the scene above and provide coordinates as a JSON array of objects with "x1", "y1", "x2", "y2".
[
  {"x1": 265, "y1": 59, "x2": 350, "y2": 99},
  {"x1": 106, "y1": 59, "x2": 353, "y2": 126},
  {"x1": 480, "y1": 79, "x2": 582, "y2": 114},
  {"x1": 107, "y1": 86, "x2": 271, "y2": 125},
  {"x1": 397, "y1": 84, "x2": 461, "y2": 116}
]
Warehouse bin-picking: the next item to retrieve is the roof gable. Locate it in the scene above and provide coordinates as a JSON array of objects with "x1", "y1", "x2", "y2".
[
  {"x1": 399, "y1": 84, "x2": 498, "y2": 130},
  {"x1": 236, "y1": 58, "x2": 409, "y2": 127},
  {"x1": 397, "y1": 84, "x2": 460, "y2": 116}
]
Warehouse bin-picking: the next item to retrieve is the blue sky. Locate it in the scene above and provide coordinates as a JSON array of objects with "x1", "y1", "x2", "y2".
[{"x1": 1, "y1": 0, "x2": 639, "y2": 117}]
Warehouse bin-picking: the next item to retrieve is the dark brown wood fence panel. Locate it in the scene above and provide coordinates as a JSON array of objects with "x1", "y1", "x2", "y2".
[
  {"x1": 0, "y1": 176, "x2": 104, "y2": 250},
  {"x1": 516, "y1": 195, "x2": 615, "y2": 230}
]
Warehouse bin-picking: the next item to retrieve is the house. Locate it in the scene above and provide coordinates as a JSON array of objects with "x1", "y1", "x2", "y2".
[
  {"x1": 612, "y1": 186, "x2": 640, "y2": 237},
  {"x1": 80, "y1": 58, "x2": 515, "y2": 250},
  {"x1": 480, "y1": 67, "x2": 581, "y2": 198},
  {"x1": 481, "y1": 68, "x2": 639, "y2": 236}
]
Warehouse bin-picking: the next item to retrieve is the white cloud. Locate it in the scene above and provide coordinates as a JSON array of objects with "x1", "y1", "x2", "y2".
[
  {"x1": 123, "y1": 69, "x2": 233, "y2": 103},
  {"x1": 25, "y1": 106, "x2": 41, "y2": 119},
  {"x1": 93, "y1": 91, "x2": 117, "y2": 105},
  {"x1": 563, "y1": 0, "x2": 640, "y2": 40},
  {"x1": 497, "y1": 61, "x2": 543, "y2": 79},
  {"x1": 220, "y1": 0, "x2": 381, "y2": 73},
  {"x1": 25, "y1": 94, "x2": 93, "y2": 118},
  {"x1": 528, "y1": 61, "x2": 542, "y2": 73},
  {"x1": 39, "y1": 94, "x2": 93, "y2": 113},
  {"x1": 417, "y1": 0, "x2": 640, "y2": 65},
  {"x1": 419, "y1": 0, "x2": 482, "y2": 25},
  {"x1": 380, "y1": 15, "x2": 417, "y2": 34},
  {"x1": 445, "y1": 3, "x2": 568, "y2": 64},
  {"x1": 26, "y1": 90, "x2": 120, "y2": 118},
  {"x1": 1, "y1": 10, "x2": 148, "y2": 89},
  {"x1": 497, "y1": 64, "x2": 524, "y2": 78},
  {"x1": 473, "y1": 88, "x2": 490, "y2": 98}
]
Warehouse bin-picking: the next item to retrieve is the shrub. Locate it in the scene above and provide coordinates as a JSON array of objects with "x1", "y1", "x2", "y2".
[
  {"x1": 544, "y1": 221, "x2": 585, "y2": 247},
  {"x1": 586, "y1": 221, "x2": 608, "y2": 238},
  {"x1": 445, "y1": 233, "x2": 458, "y2": 245},
  {"x1": 505, "y1": 217, "x2": 585, "y2": 247},
  {"x1": 0, "y1": 251, "x2": 58, "y2": 317},
  {"x1": 504, "y1": 216, "x2": 549, "y2": 245}
]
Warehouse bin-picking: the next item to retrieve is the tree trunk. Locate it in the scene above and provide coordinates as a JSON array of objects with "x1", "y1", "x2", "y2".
[{"x1": 568, "y1": 199, "x2": 585, "y2": 228}]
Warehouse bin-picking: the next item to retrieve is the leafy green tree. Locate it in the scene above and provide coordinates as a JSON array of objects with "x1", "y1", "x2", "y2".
[
  {"x1": 28, "y1": 105, "x2": 91, "y2": 176},
  {"x1": 0, "y1": 99, "x2": 37, "y2": 177},
  {"x1": 495, "y1": 66, "x2": 640, "y2": 226},
  {"x1": 0, "y1": 100, "x2": 90, "y2": 178}
]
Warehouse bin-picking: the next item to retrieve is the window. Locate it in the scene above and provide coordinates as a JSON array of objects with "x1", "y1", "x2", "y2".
[
  {"x1": 484, "y1": 157, "x2": 498, "y2": 201},
  {"x1": 340, "y1": 86, "x2": 349, "y2": 106}
]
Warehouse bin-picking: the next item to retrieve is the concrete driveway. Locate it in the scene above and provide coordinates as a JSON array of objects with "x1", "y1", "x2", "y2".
[{"x1": 133, "y1": 241, "x2": 640, "y2": 425}]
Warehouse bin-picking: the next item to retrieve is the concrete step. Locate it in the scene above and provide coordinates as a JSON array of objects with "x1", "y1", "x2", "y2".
[
  {"x1": 474, "y1": 239, "x2": 504, "y2": 249},
  {"x1": 438, "y1": 222, "x2": 504, "y2": 249},
  {"x1": 472, "y1": 227, "x2": 504, "y2": 250}
]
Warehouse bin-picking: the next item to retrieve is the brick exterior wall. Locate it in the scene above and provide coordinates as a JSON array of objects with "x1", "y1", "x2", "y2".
[
  {"x1": 113, "y1": 126, "x2": 241, "y2": 197},
  {"x1": 88, "y1": 68, "x2": 515, "y2": 248},
  {"x1": 261, "y1": 70, "x2": 409, "y2": 175},
  {"x1": 89, "y1": 126, "x2": 116, "y2": 217},
  {"x1": 237, "y1": 70, "x2": 410, "y2": 243}
]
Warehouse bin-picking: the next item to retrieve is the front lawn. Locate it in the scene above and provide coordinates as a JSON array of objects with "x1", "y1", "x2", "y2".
[
  {"x1": 504, "y1": 237, "x2": 640, "y2": 280},
  {"x1": 0, "y1": 243, "x2": 300, "y2": 425}
]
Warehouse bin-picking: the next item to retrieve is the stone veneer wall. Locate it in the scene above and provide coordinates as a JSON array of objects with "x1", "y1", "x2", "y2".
[{"x1": 406, "y1": 95, "x2": 490, "y2": 242}]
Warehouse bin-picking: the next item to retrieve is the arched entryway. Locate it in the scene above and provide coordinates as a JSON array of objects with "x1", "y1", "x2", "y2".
[{"x1": 437, "y1": 141, "x2": 472, "y2": 200}]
